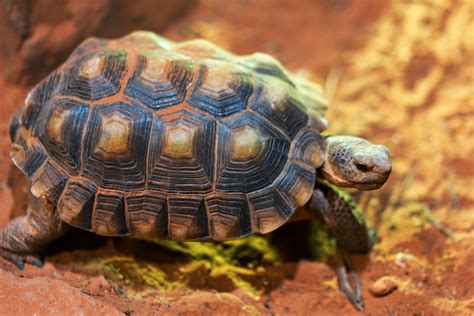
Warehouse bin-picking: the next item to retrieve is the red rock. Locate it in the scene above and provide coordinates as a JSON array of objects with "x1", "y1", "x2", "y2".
[
  {"x1": 0, "y1": 185, "x2": 13, "y2": 228},
  {"x1": 87, "y1": 275, "x2": 112, "y2": 295},
  {"x1": 166, "y1": 292, "x2": 260, "y2": 315},
  {"x1": 0, "y1": 269, "x2": 122, "y2": 315},
  {"x1": 0, "y1": 0, "x2": 193, "y2": 84}
]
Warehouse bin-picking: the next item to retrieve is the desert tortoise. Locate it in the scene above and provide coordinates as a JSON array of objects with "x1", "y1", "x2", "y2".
[{"x1": 2, "y1": 31, "x2": 391, "y2": 309}]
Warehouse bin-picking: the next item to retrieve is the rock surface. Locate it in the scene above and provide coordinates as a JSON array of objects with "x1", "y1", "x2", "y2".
[
  {"x1": 0, "y1": 0, "x2": 194, "y2": 84},
  {"x1": 0, "y1": 269, "x2": 122, "y2": 315}
]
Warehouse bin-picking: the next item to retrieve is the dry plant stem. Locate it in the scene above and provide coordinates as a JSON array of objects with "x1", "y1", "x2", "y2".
[
  {"x1": 446, "y1": 176, "x2": 461, "y2": 212},
  {"x1": 423, "y1": 207, "x2": 455, "y2": 239},
  {"x1": 391, "y1": 163, "x2": 420, "y2": 209},
  {"x1": 325, "y1": 67, "x2": 343, "y2": 106}
]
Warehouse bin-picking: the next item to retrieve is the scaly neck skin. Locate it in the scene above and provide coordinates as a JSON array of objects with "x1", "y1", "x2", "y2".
[{"x1": 320, "y1": 135, "x2": 392, "y2": 191}]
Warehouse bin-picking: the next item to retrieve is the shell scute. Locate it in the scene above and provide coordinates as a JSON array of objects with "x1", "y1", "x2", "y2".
[
  {"x1": 239, "y1": 52, "x2": 293, "y2": 84},
  {"x1": 167, "y1": 195, "x2": 208, "y2": 240},
  {"x1": 148, "y1": 108, "x2": 216, "y2": 194},
  {"x1": 216, "y1": 111, "x2": 289, "y2": 193},
  {"x1": 290, "y1": 127, "x2": 327, "y2": 170},
  {"x1": 82, "y1": 102, "x2": 151, "y2": 190},
  {"x1": 274, "y1": 163, "x2": 317, "y2": 210},
  {"x1": 125, "y1": 53, "x2": 194, "y2": 110},
  {"x1": 30, "y1": 161, "x2": 68, "y2": 202},
  {"x1": 93, "y1": 191, "x2": 128, "y2": 236},
  {"x1": 247, "y1": 187, "x2": 289, "y2": 234},
  {"x1": 58, "y1": 180, "x2": 97, "y2": 230},
  {"x1": 206, "y1": 193, "x2": 252, "y2": 241},
  {"x1": 20, "y1": 72, "x2": 62, "y2": 130},
  {"x1": 250, "y1": 78, "x2": 308, "y2": 139},
  {"x1": 126, "y1": 192, "x2": 168, "y2": 238},
  {"x1": 187, "y1": 60, "x2": 253, "y2": 117},
  {"x1": 60, "y1": 51, "x2": 127, "y2": 101},
  {"x1": 37, "y1": 99, "x2": 89, "y2": 174},
  {"x1": 11, "y1": 139, "x2": 47, "y2": 180}
]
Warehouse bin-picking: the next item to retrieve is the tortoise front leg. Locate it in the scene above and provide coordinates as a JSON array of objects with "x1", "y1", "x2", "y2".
[
  {"x1": 0, "y1": 193, "x2": 68, "y2": 269},
  {"x1": 309, "y1": 184, "x2": 374, "y2": 311}
]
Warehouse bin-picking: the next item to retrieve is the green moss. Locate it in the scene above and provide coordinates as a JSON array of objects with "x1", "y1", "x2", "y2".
[
  {"x1": 86, "y1": 256, "x2": 183, "y2": 291},
  {"x1": 150, "y1": 234, "x2": 281, "y2": 267},
  {"x1": 307, "y1": 221, "x2": 337, "y2": 260}
]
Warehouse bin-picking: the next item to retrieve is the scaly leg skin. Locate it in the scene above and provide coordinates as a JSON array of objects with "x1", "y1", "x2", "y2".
[
  {"x1": 309, "y1": 183, "x2": 374, "y2": 311},
  {"x1": 0, "y1": 194, "x2": 68, "y2": 269}
]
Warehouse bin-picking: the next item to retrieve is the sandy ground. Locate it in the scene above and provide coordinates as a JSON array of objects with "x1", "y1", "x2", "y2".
[{"x1": 0, "y1": 0, "x2": 473, "y2": 315}]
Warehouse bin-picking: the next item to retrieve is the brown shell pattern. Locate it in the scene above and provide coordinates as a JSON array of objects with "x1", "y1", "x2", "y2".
[{"x1": 11, "y1": 31, "x2": 329, "y2": 241}]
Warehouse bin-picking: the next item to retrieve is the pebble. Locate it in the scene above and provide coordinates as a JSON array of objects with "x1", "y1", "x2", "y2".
[{"x1": 369, "y1": 276, "x2": 398, "y2": 297}]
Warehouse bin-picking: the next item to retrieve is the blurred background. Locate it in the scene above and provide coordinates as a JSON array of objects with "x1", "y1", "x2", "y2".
[{"x1": 0, "y1": 0, "x2": 472, "y2": 315}]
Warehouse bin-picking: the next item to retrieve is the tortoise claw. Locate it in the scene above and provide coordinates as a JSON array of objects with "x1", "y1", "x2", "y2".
[
  {"x1": 24, "y1": 254, "x2": 45, "y2": 268},
  {"x1": 0, "y1": 248, "x2": 44, "y2": 269},
  {"x1": 334, "y1": 250, "x2": 364, "y2": 311}
]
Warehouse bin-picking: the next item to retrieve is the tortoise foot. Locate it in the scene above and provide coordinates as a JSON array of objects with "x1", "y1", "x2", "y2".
[
  {"x1": 0, "y1": 248, "x2": 44, "y2": 269},
  {"x1": 334, "y1": 250, "x2": 364, "y2": 311}
]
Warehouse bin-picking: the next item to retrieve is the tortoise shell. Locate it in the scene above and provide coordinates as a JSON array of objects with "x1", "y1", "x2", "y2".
[{"x1": 11, "y1": 31, "x2": 329, "y2": 241}]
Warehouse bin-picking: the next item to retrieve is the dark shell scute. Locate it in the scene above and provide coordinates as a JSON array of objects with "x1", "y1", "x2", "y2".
[
  {"x1": 250, "y1": 79, "x2": 308, "y2": 139},
  {"x1": 187, "y1": 63, "x2": 253, "y2": 117},
  {"x1": 290, "y1": 127, "x2": 326, "y2": 170},
  {"x1": 168, "y1": 196, "x2": 208, "y2": 240},
  {"x1": 30, "y1": 161, "x2": 68, "y2": 204},
  {"x1": 37, "y1": 99, "x2": 89, "y2": 174},
  {"x1": 22, "y1": 72, "x2": 62, "y2": 130},
  {"x1": 247, "y1": 187, "x2": 290, "y2": 234},
  {"x1": 275, "y1": 163, "x2": 316, "y2": 210},
  {"x1": 126, "y1": 193, "x2": 168, "y2": 238},
  {"x1": 125, "y1": 54, "x2": 193, "y2": 110},
  {"x1": 17, "y1": 143, "x2": 47, "y2": 179},
  {"x1": 60, "y1": 51, "x2": 127, "y2": 101},
  {"x1": 206, "y1": 194, "x2": 252, "y2": 240},
  {"x1": 148, "y1": 109, "x2": 216, "y2": 194},
  {"x1": 82, "y1": 102, "x2": 152, "y2": 190},
  {"x1": 58, "y1": 180, "x2": 97, "y2": 230},
  {"x1": 216, "y1": 111, "x2": 290, "y2": 193},
  {"x1": 93, "y1": 191, "x2": 128, "y2": 236}
]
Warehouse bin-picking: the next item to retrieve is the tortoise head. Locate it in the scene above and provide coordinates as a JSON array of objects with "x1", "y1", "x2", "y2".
[{"x1": 320, "y1": 136, "x2": 391, "y2": 190}]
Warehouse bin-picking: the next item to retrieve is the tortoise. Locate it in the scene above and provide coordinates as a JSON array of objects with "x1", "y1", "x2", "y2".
[{"x1": 1, "y1": 31, "x2": 391, "y2": 309}]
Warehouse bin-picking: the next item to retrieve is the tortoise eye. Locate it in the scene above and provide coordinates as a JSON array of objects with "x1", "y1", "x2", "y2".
[{"x1": 354, "y1": 162, "x2": 374, "y2": 172}]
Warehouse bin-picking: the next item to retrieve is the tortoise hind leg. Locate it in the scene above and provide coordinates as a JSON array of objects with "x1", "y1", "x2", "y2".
[
  {"x1": 0, "y1": 194, "x2": 68, "y2": 269},
  {"x1": 309, "y1": 183, "x2": 375, "y2": 311}
]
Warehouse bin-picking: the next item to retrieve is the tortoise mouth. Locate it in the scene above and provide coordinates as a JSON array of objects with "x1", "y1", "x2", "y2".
[
  {"x1": 349, "y1": 166, "x2": 391, "y2": 190},
  {"x1": 352, "y1": 181, "x2": 385, "y2": 190},
  {"x1": 319, "y1": 163, "x2": 391, "y2": 191}
]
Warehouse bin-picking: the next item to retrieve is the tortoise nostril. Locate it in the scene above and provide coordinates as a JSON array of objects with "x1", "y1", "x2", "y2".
[{"x1": 354, "y1": 162, "x2": 374, "y2": 172}]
